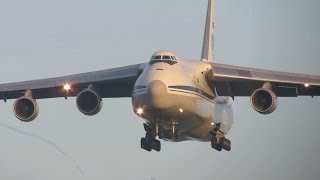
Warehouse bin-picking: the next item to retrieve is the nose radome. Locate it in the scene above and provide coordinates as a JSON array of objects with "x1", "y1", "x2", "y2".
[
  {"x1": 147, "y1": 80, "x2": 170, "y2": 109},
  {"x1": 147, "y1": 80, "x2": 167, "y2": 96}
]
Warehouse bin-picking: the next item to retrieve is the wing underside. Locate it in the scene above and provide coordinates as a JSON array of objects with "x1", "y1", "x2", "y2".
[
  {"x1": 0, "y1": 64, "x2": 144, "y2": 100},
  {"x1": 209, "y1": 63, "x2": 320, "y2": 97}
]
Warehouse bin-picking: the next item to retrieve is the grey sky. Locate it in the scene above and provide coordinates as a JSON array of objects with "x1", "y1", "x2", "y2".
[{"x1": 0, "y1": 0, "x2": 320, "y2": 179}]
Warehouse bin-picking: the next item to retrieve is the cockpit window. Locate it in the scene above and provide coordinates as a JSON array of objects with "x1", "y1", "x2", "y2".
[
  {"x1": 162, "y1": 55, "x2": 171, "y2": 60},
  {"x1": 151, "y1": 53, "x2": 178, "y2": 63},
  {"x1": 154, "y1": 55, "x2": 162, "y2": 60}
]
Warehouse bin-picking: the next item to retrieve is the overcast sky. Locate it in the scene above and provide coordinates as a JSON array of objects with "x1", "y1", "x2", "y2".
[{"x1": 0, "y1": 0, "x2": 320, "y2": 180}]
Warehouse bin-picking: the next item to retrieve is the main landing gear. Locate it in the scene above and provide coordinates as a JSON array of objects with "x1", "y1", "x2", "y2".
[
  {"x1": 140, "y1": 122, "x2": 180, "y2": 152},
  {"x1": 141, "y1": 123, "x2": 161, "y2": 152},
  {"x1": 140, "y1": 123, "x2": 232, "y2": 152},
  {"x1": 210, "y1": 124, "x2": 231, "y2": 152}
]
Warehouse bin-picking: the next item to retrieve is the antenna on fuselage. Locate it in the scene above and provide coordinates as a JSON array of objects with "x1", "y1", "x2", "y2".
[{"x1": 201, "y1": 0, "x2": 215, "y2": 63}]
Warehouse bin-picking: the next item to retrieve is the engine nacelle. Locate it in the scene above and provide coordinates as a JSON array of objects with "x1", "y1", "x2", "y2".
[
  {"x1": 76, "y1": 88, "x2": 102, "y2": 116},
  {"x1": 250, "y1": 88, "x2": 278, "y2": 115},
  {"x1": 13, "y1": 96, "x2": 39, "y2": 122}
]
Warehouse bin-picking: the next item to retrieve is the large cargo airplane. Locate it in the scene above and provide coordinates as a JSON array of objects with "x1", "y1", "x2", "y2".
[{"x1": 1, "y1": 0, "x2": 319, "y2": 152}]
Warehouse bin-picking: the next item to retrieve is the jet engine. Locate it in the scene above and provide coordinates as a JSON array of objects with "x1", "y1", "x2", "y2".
[
  {"x1": 13, "y1": 96, "x2": 39, "y2": 122},
  {"x1": 250, "y1": 88, "x2": 278, "y2": 114},
  {"x1": 76, "y1": 88, "x2": 102, "y2": 116}
]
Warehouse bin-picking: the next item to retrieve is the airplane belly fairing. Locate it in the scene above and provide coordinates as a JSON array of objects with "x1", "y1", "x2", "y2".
[{"x1": 132, "y1": 85, "x2": 233, "y2": 142}]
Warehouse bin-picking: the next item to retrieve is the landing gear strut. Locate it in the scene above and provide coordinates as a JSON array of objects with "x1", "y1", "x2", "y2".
[
  {"x1": 141, "y1": 123, "x2": 161, "y2": 152},
  {"x1": 168, "y1": 121, "x2": 180, "y2": 139},
  {"x1": 210, "y1": 124, "x2": 231, "y2": 151}
]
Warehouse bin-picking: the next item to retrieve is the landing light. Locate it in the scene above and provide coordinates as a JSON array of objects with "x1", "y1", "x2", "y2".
[
  {"x1": 64, "y1": 83, "x2": 71, "y2": 91},
  {"x1": 179, "y1": 108, "x2": 183, "y2": 113},
  {"x1": 137, "y1": 108, "x2": 144, "y2": 115},
  {"x1": 211, "y1": 122, "x2": 214, "y2": 126},
  {"x1": 304, "y1": 83, "x2": 310, "y2": 88}
]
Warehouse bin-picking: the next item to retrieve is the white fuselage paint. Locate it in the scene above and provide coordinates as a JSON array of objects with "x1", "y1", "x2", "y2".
[{"x1": 132, "y1": 53, "x2": 233, "y2": 142}]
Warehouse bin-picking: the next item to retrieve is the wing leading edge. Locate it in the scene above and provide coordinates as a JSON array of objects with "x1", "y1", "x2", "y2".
[
  {"x1": 0, "y1": 63, "x2": 144, "y2": 100},
  {"x1": 208, "y1": 63, "x2": 320, "y2": 97}
]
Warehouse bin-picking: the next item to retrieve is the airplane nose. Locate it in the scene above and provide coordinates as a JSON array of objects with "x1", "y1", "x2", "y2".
[
  {"x1": 147, "y1": 80, "x2": 170, "y2": 109},
  {"x1": 147, "y1": 80, "x2": 167, "y2": 96}
]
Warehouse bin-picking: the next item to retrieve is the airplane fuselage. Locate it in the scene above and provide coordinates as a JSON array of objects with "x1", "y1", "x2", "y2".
[{"x1": 132, "y1": 52, "x2": 233, "y2": 142}]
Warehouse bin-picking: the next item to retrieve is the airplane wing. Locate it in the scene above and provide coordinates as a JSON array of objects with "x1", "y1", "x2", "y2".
[
  {"x1": 0, "y1": 63, "x2": 144, "y2": 101},
  {"x1": 209, "y1": 63, "x2": 320, "y2": 97}
]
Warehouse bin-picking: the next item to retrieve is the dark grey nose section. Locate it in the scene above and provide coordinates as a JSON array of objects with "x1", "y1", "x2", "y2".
[{"x1": 147, "y1": 80, "x2": 170, "y2": 109}]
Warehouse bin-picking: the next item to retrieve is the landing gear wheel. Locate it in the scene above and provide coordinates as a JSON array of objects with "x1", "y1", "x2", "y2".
[
  {"x1": 150, "y1": 139, "x2": 161, "y2": 152},
  {"x1": 141, "y1": 123, "x2": 162, "y2": 152},
  {"x1": 211, "y1": 136, "x2": 231, "y2": 152},
  {"x1": 141, "y1": 138, "x2": 152, "y2": 151},
  {"x1": 220, "y1": 138, "x2": 231, "y2": 151},
  {"x1": 211, "y1": 137, "x2": 222, "y2": 151}
]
